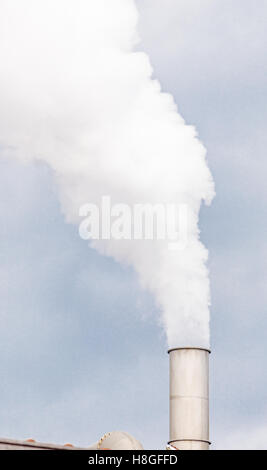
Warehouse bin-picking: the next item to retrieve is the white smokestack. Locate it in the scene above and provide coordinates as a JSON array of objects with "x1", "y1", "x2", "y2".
[
  {"x1": 168, "y1": 348, "x2": 210, "y2": 450},
  {"x1": 0, "y1": 0, "x2": 215, "y2": 349}
]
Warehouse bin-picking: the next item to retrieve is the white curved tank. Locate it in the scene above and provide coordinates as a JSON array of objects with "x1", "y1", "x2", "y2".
[{"x1": 88, "y1": 431, "x2": 143, "y2": 450}]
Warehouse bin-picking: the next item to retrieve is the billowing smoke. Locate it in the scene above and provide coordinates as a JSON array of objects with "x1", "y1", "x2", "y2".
[{"x1": 0, "y1": 0, "x2": 214, "y2": 348}]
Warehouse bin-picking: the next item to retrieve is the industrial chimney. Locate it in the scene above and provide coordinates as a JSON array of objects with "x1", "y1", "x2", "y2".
[{"x1": 168, "y1": 347, "x2": 210, "y2": 450}]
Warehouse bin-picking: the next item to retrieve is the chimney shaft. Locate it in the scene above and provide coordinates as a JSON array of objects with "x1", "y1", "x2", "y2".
[{"x1": 168, "y1": 347, "x2": 210, "y2": 450}]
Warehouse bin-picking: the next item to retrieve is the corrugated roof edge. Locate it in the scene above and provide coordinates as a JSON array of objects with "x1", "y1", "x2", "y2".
[{"x1": 0, "y1": 438, "x2": 86, "y2": 450}]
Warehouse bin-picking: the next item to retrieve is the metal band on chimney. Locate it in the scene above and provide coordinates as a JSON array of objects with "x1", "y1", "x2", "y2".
[{"x1": 168, "y1": 439, "x2": 211, "y2": 445}]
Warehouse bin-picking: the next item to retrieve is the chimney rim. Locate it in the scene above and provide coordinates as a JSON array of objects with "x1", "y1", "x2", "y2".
[{"x1": 168, "y1": 347, "x2": 211, "y2": 354}]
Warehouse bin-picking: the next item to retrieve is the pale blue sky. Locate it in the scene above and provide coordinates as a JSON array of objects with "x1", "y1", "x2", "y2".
[{"x1": 1, "y1": 0, "x2": 267, "y2": 449}]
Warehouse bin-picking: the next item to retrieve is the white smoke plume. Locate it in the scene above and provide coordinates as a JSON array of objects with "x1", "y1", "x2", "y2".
[{"x1": 0, "y1": 0, "x2": 214, "y2": 348}]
